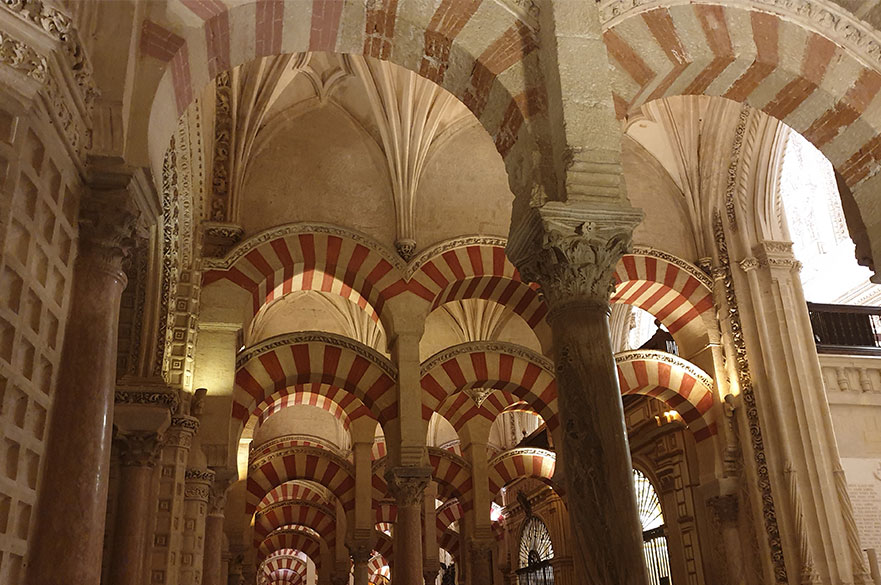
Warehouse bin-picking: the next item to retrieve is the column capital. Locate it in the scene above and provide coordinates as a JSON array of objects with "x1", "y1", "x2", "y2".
[
  {"x1": 754, "y1": 240, "x2": 802, "y2": 274},
  {"x1": 208, "y1": 469, "x2": 236, "y2": 517},
  {"x1": 349, "y1": 541, "x2": 373, "y2": 564},
  {"x1": 185, "y1": 468, "x2": 215, "y2": 502},
  {"x1": 508, "y1": 202, "x2": 642, "y2": 310},
  {"x1": 114, "y1": 431, "x2": 165, "y2": 468},
  {"x1": 385, "y1": 466, "x2": 432, "y2": 507}
]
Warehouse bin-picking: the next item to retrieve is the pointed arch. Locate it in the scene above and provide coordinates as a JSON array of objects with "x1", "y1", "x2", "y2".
[
  {"x1": 234, "y1": 332, "x2": 397, "y2": 437},
  {"x1": 615, "y1": 350, "x2": 718, "y2": 441},
  {"x1": 421, "y1": 342, "x2": 559, "y2": 431}
]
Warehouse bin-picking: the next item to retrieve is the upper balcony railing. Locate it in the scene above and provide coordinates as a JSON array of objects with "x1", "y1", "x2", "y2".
[{"x1": 807, "y1": 302, "x2": 881, "y2": 356}]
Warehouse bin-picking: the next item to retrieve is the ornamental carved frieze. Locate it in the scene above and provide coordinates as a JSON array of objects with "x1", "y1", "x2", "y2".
[
  {"x1": 507, "y1": 202, "x2": 642, "y2": 310},
  {"x1": 0, "y1": 30, "x2": 47, "y2": 81},
  {"x1": 385, "y1": 467, "x2": 431, "y2": 507}
]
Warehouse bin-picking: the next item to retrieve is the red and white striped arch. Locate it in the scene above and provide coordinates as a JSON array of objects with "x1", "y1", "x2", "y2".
[
  {"x1": 602, "y1": 1, "x2": 881, "y2": 258},
  {"x1": 435, "y1": 389, "x2": 543, "y2": 434},
  {"x1": 374, "y1": 501, "x2": 397, "y2": 525},
  {"x1": 436, "y1": 499, "x2": 464, "y2": 534},
  {"x1": 234, "y1": 333, "x2": 396, "y2": 436},
  {"x1": 368, "y1": 554, "x2": 390, "y2": 584},
  {"x1": 250, "y1": 436, "x2": 344, "y2": 466},
  {"x1": 145, "y1": 1, "x2": 544, "y2": 184},
  {"x1": 247, "y1": 446, "x2": 356, "y2": 515},
  {"x1": 259, "y1": 530, "x2": 322, "y2": 565},
  {"x1": 439, "y1": 529, "x2": 460, "y2": 557},
  {"x1": 612, "y1": 252, "x2": 714, "y2": 342},
  {"x1": 257, "y1": 481, "x2": 329, "y2": 512},
  {"x1": 408, "y1": 241, "x2": 548, "y2": 330},
  {"x1": 487, "y1": 448, "x2": 558, "y2": 498},
  {"x1": 428, "y1": 448, "x2": 474, "y2": 508},
  {"x1": 373, "y1": 531, "x2": 394, "y2": 564},
  {"x1": 616, "y1": 350, "x2": 718, "y2": 441},
  {"x1": 421, "y1": 343, "x2": 559, "y2": 431},
  {"x1": 203, "y1": 228, "x2": 406, "y2": 328},
  {"x1": 260, "y1": 553, "x2": 307, "y2": 585},
  {"x1": 258, "y1": 391, "x2": 372, "y2": 431},
  {"x1": 254, "y1": 500, "x2": 337, "y2": 547}
]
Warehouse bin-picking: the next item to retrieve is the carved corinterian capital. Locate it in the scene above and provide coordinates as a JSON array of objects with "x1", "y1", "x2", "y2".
[
  {"x1": 507, "y1": 201, "x2": 643, "y2": 311},
  {"x1": 208, "y1": 468, "x2": 237, "y2": 517},
  {"x1": 79, "y1": 163, "x2": 141, "y2": 281},
  {"x1": 349, "y1": 542, "x2": 373, "y2": 565},
  {"x1": 385, "y1": 466, "x2": 432, "y2": 507},
  {"x1": 114, "y1": 431, "x2": 164, "y2": 468}
]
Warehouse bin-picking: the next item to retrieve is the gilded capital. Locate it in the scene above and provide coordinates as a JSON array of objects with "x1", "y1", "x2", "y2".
[{"x1": 507, "y1": 201, "x2": 642, "y2": 310}]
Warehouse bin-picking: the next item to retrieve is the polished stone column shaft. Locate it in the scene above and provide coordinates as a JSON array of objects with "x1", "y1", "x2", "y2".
[
  {"x1": 109, "y1": 432, "x2": 164, "y2": 585},
  {"x1": 26, "y1": 188, "x2": 137, "y2": 585},
  {"x1": 548, "y1": 300, "x2": 647, "y2": 583},
  {"x1": 387, "y1": 467, "x2": 430, "y2": 585}
]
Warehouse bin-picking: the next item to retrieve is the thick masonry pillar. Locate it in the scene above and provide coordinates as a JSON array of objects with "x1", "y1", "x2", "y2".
[
  {"x1": 509, "y1": 203, "x2": 646, "y2": 584},
  {"x1": 387, "y1": 467, "x2": 431, "y2": 584},
  {"x1": 26, "y1": 177, "x2": 138, "y2": 585},
  {"x1": 109, "y1": 431, "x2": 165, "y2": 585}
]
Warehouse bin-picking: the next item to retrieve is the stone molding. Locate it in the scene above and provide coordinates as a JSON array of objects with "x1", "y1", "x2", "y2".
[
  {"x1": 385, "y1": 467, "x2": 432, "y2": 507},
  {"x1": 614, "y1": 349, "x2": 715, "y2": 389},
  {"x1": 115, "y1": 431, "x2": 165, "y2": 468},
  {"x1": 249, "y1": 443, "x2": 355, "y2": 476},
  {"x1": 184, "y1": 468, "x2": 215, "y2": 502},
  {"x1": 420, "y1": 340, "x2": 553, "y2": 377},
  {"x1": 507, "y1": 202, "x2": 642, "y2": 310}
]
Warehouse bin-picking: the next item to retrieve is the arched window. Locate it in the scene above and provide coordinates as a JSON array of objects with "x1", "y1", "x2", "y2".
[
  {"x1": 516, "y1": 515, "x2": 554, "y2": 585},
  {"x1": 634, "y1": 469, "x2": 673, "y2": 585}
]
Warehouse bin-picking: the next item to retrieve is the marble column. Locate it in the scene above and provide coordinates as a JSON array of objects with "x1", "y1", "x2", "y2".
[
  {"x1": 26, "y1": 180, "x2": 138, "y2": 585},
  {"x1": 509, "y1": 203, "x2": 646, "y2": 584},
  {"x1": 387, "y1": 467, "x2": 431, "y2": 585},
  {"x1": 203, "y1": 473, "x2": 233, "y2": 585},
  {"x1": 109, "y1": 431, "x2": 165, "y2": 585}
]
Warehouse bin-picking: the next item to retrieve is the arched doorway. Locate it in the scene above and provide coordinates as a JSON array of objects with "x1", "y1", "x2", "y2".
[
  {"x1": 634, "y1": 469, "x2": 673, "y2": 584},
  {"x1": 516, "y1": 515, "x2": 555, "y2": 585}
]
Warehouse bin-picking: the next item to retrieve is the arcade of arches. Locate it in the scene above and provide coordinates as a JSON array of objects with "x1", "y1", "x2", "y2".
[{"x1": 4, "y1": 1, "x2": 881, "y2": 585}]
